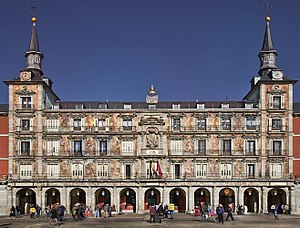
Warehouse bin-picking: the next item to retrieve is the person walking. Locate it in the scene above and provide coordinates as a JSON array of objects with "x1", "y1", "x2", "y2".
[
  {"x1": 163, "y1": 204, "x2": 168, "y2": 218},
  {"x1": 226, "y1": 205, "x2": 235, "y2": 221},
  {"x1": 94, "y1": 204, "x2": 100, "y2": 218},
  {"x1": 217, "y1": 204, "x2": 224, "y2": 224},
  {"x1": 149, "y1": 205, "x2": 156, "y2": 223},
  {"x1": 273, "y1": 205, "x2": 279, "y2": 220},
  {"x1": 9, "y1": 206, "x2": 15, "y2": 218},
  {"x1": 49, "y1": 204, "x2": 58, "y2": 225},
  {"x1": 103, "y1": 204, "x2": 109, "y2": 218},
  {"x1": 29, "y1": 206, "x2": 36, "y2": 219},
  {"x1": 169, "y1": 203, "x2": 174, "y2": 219}
]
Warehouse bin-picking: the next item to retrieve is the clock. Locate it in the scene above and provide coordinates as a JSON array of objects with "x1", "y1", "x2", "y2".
[
  {"x1": 20, "y1": 71, "x2": 32, "y2": 81},
  {"x1": 272, "y1": 71, "x2": 283, "y2": 80}
]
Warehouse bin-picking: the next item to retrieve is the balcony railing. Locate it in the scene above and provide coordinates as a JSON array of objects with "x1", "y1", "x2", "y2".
[
  {"x1": 11, "y1": 172, "x2": 294, "y2": 182},
  {"x1": 15, "y1": 105, "x2": 34, "y2": 111},
  {"x1": 43, "y1": 126, "x2": 137, "y2": 133},
  {"x1": 168, "y1": 125, "x2": 260, "y2": 132},
  {"x1": 16, "y1": 126, "x2": 34, "y2": 132}
]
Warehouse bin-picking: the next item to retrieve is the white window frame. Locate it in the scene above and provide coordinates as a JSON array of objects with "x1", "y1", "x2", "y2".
[
  {"x1": 270, "y1": 163, "x2": 283, "y2": 178},
  {"x1": 19, "y1": 164, "x2": 32, "y2": 179},
  {"x1": 171, "y1": 117, "x2": 181, "y2": 131},
  {"x1": 46, "y1": 140, "x2": 60, "y2": 156},
  {"x1": 170, "y1": 139, "x2": 183, "y2": 155},
  {"x1": 245, "y1": 116, "x2": 257, "y2": 130},
  {"x1": 196, "y1": 163, "x2": 208, "y2": 178},
  {"x1": 172, "y1": 163, "x2": 182, "y2": 179},
  {"x1": 47, "y1": 164, "x2": 59, "y2": 179},
  {"x1": 270, "y1": 95, "x2": 284, "y2": 109},
  {"x1": 122, "y1": 118, "x2": 133, "y2": 131},
  {"x1": 98, "y1": 139, "x2": 108, "y2": 155},
  {"x1": 72, "y1": 163, "x2": 84, "y2": 179},
  {"x1": 246, "y1": 163, "x2": 255, "y2": 178},
  {"x1": 172, "y1": 104, "x2": 180, "y2": 109},
  {"x1": 271, "y1": 139, "x2": 283, "y2": 155},
  {"x1": 97, "y1": 163, "x2": 109, "y2": 178},
  {"x1": 46, "y1": 118, "x2": 59, "y2": 132},
  {"x1": 220, "y1": 163, "x2": 232, "y2": 179},
  {"x1": 121, "y1": 140, "x2": 134, "y2": 155},
  {"x1": 196, "y1": 117, "x2": 206, "y2": 131},
  {"x1": 19, "y1": 140, "x2": 31, "y2": 156},
  {"x1": 245, "y1": 139, "x2": 256, "y2": 155},
  {"x1": 123, "y1": 104, "x2": 132, "y2": 110},
  {"x1": 220, "y1": 116, "x2": 231, "y2": 130}
]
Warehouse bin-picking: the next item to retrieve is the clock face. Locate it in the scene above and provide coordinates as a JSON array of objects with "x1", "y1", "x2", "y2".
[
  {"x1": 20, "y1": 71, "x2": 32, "y2": 81},
  {"x1": 272, "y1": 71, "x2": 283, "y2": 80}
]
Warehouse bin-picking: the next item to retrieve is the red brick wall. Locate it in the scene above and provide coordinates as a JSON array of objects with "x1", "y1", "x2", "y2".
[
  {"x1": 0, "y1": 115, "x2": 8, "y2": 180},
  {"x1": 293, "y1": 116, "x2": 300, "y2": 179}
]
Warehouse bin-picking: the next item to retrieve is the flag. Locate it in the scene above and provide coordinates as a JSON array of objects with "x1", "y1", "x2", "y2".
[
  {"x1": 156, "y1": 161, "x2": 163, "y2": 177},
  {"x1": 149, "y1": 161, "x2": 153, "y2": 178},
  {"x1": 152, "y1": 160, "x2": 156, "y2": 177}
]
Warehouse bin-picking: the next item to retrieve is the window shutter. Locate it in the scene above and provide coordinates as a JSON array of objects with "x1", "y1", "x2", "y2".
[{"x1": 268, "y1": 118, "x2": 272, "y2": 131}]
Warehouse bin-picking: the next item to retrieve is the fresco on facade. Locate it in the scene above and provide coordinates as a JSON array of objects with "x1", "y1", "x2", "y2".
[
  {"x1": 184, "y1": 135, "x2": 193, "y2": 153},
  {"x1": 86, "y1": 162, "x2": 96, "y2": 177},
  {"x1": 235, "y1": 137, "x2": 243, "y2": 154},
  {"x1": 210, "y1": 135, "x2": 219, "y2": 155},
  {"x1": 111, "y1": 136, "x2": 120, "y2": 155},
  {"x1": 61, "y1": 161, "x2": 70, "y2": 177},
  {"x1": 110, "y1": 160, "x2": 120, "y2": 177},
  {"x1": 60, "y1": 114, "x2": 70, "y2": 127},
  {"x1": 85, "y1": 114, "x2": 94, "y2": 127},
  {"x1": 234, "y1": 160, "x2": 243, "y2": 177},
  {"x1": 184, "y1": 159, "x2": 194, "y2": 178},
  {"x1": 146, "y1": 127, "x2": 159, "y2": 149},
  {"x1": 210, "y1": 159, "x2": 218, "y2": 176},
  {"x1": 61, "y1": 136, "x2": 70, "y2": 154},
  {"x1": 184, "y1": 114, "x2": 193, "y2": 130},
  {"x1": 85, "y1": 137, "x2": 95, "y2": 155},
  {"x1": 110, "y1": 114, "x2": 119, "y2": 131}
]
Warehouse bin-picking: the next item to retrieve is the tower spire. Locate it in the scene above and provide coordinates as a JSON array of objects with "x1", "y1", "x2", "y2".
[
  {"x1": 25, "y1": 5, "x2": 44, "y2": 71},
  {"x1": 258, "y1": 2, "x2": 278, "y2": 72}
]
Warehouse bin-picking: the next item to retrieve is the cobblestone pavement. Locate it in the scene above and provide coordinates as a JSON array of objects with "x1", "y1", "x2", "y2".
[{"x1": 0, "y1": 213, "x2": 299, "y2": 228}]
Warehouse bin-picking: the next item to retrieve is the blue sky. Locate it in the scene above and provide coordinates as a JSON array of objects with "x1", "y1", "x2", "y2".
[{"x1": 0, "y1": 0, "x2": 299, "y2": 103}]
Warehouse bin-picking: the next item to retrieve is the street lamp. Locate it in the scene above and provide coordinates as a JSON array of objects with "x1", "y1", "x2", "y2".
[
  {"x1": 102, "y1": 190, "x2": 105, "y2": 196},
  {"x1": 77, "y1": 190, "x2": 80, "y2": 196},
  {"x1": 200, "y1": 190, "x2": 204, "y2": 196},
  {"x1": 176, "y1": 190, "x2": 179, "y2": 196},
  {"x1": 25, "y1": 191, "x2": 29, "y2": 196},
  {"x1": 151, "y1": 190, "x2": 154, "y2": 196},
  {"x1": 52, "y1": 190, "x2": 56, "y2": 196},
  {"x1": 274, "y1": 190, "x2": 277, "y2": 196},
  {"x1": 126, "y1": 190, "x2": 130, "y2": 196}
]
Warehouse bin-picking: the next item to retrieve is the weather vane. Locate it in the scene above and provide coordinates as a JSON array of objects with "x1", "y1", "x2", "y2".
[
  {"x1": 30, "y1": 4, "x2": 38, "y2": 24},
  {"x1": 263, "y1": 1, "x2": 272, "y2": 21}
]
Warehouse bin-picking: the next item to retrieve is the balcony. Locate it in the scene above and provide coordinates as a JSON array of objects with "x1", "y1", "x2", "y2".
[
  {"x1": 168, "y1": 125, "x2": 260, "y2": 133},
  {"x1": 43, "y1": 126, "x2": 137, "y2": 134},
  {"x1": 16, "y1": 126, "x2": 34, "y2": 132},
  {"x1": 15, "y1": 104, "x2": 34, "y2": 112}
]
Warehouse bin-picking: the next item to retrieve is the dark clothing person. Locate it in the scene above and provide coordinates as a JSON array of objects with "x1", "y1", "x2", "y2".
[
  {"x1": 10, "y1": 206, "x2": 15, "y2": 217},
  {"x1": 226, "y1": 206, "x2": 235, "y2": 221},
  {"x1": 49, "y1": 206, "x2": 58, "y2": 225},
  {"x1": 216, "y1": 205, "x2": 224, "y2": 224},
  {"x1": 149, "y1": 206, "x2": 156, "y2": 223},
  {"x1": 163, "y1": 205, "x2": 168, "y2": 218}
]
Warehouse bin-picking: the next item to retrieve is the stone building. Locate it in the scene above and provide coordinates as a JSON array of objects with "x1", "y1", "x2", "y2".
[{"x1": 3, "y1": 15, "x2": 299, "y2": 215}]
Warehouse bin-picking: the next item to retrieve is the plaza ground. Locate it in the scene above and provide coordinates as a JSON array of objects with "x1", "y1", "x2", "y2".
[{"x1": 0, "y1": 213, "x2": 300, "y2": 228}]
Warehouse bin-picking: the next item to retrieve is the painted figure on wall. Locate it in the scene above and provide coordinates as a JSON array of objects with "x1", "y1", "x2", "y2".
[
  {"x1": 85, "y1": 137, "x2": 95, "y2": 155},
  {"x1": 61, "y1": 161, "x2": 71, "y2": 177},
  {"x1": 184, "y1": 135, "x2": 193, "y2": 153},
  {"x1": 110, "y1": 160, "x2": 120, "y2": 177},
  {"x1": 86, "y1": 163, "x2": 96, "y2": 177},
  {"x1": 111, "y1": 136, "x2": 120, "y2": 155}
]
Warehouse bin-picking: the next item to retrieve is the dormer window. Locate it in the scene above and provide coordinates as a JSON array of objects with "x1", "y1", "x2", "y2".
[
  {"x1": 221, "y1": 104, "x2": 229, "y2": 109},
  {"x1": 221, "y1": 116, "x2": 231, "y2": 130},
  {"x1": 99, "y1": 104, "x2": 107, "y2": 110},
  {"x1": 271, "y1": 96, "x2": 282, "y2": 109},
  {"x1": 21, "y1": 97, "x2": 32, "y2": 109},
  {"x1": 245, "y1": 103, "x2": 253, "y2": 109},
  {"x1": 172, "y1": 104, "x2": 180, "y2": 109},
  {"x1": 75, "y1": 104, "x2": 84, "y2": 109},
  {"x1": 197, "y1": 104, "x2": 205, "y2": 109},
  {"x1": 124, "y1": 104, "x2": 132, "y2": 110}
]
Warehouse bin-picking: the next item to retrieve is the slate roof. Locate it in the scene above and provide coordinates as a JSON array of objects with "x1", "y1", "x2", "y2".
[
  {"x1": 0, "y1": 104, "x2": 8, "y2": 113},
  {"x1": 294, "y1": 102, "x2": 300, "y2": 113}
]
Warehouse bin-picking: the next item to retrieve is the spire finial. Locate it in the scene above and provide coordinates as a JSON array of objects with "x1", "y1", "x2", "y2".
[
  {"x1": 263, "y1": 1, "x2": 272, "y2": 23},
  {"x1": 30, "y1": 5, "x2": 38, "y2": 26}
]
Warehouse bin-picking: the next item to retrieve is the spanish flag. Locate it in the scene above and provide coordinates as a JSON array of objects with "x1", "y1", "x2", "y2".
[{"x1": 156, "y1": 161, "x2": 163, "y2": 177}]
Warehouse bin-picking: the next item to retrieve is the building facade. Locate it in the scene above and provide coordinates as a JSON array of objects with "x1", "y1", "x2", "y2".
[{"x1": 3, "y1": 16, "x2": 299, "y2": 215}]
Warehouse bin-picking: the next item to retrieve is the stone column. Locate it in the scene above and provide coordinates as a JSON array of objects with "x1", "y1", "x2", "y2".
[
  {"x1": 188, "y1": 187, "x2": 194, "y2": 212},
  {"x1": 213, "y1": 187, "x2": 218, "y2": 210},
  {"x1": 138, "y1": 187, "x2": 144, "y2": 214},
  {"x1": 113, "y1": 186, "x2": 118, "y2": 212},
  {"x1": 238, "y1": 186, "x2": 243, "y2": 206},
  {"x1": 86, "y1": 186, "x2": 91, "y2": 207},
  {"x1": 262, "y1": 187, "x2": 268, "y2": 213},
  {"x1": 64, "y1": 187, "x2": 69, "y2": 214},
  {"x1": 290, "y1": 186, "x2": 296, "y2": 214}
]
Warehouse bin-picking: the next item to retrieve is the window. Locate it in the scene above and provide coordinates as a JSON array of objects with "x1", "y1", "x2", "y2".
[
  {"x1": 245, "y1": 103, "x2": 254, "y2": 109},
  {"x1": 21, "y1": 97, "x2": 32, "y2": 109},
  {"x1": 99, "y1": 104, "x2": 107, "y2": 109},
  {"x1": 73, "y1": 119, "x2": 82, "y2": 131},
  {"x1": 197, "y1": 140, "x2": 206, "y2": 155},
  {"x1": 171, "y1": 117, "x2": 181, "y2": 131},
  {"x1": 47, "y1": 164, "x2": 59, "y2": 179},
  {"x1": 245, "y1": 116, "x2": 257, "y2": 130},
  {"x1": 46, "y1": 140, "x2": 60, "y2": 156},
  {"x1": 20, "y1": 164, "x2": 32, "y2": 179},
  {"x1": 124, "y1": 104, "x2": 132, "y2": 110},
  {"x1": 196, "y1": 118, "x2": 206, "y2": 130},
  {"x1": 75, "y1": 104, "x2": 84, "y2": 109},
  {"x1": 222, "y1": 140, "x2": 232, "y2": 155},
  {"x1": 221, "y1": 116, "x2": 231, "y2": 130},
  {"x1": 270, "y1": 163, "x2": 283, "y2": 178},
  {"x1": 73, "y1": 140, "x2": 83, "y2": 155},
  {"x1": 121, "y1": 141, "x2": 134, "y2": 155},
  {"x1": 174, "y1": 164, "x2": 181, "y2": 179},
  {"x1": 272, "y1": 96, "x2": 282, "y2": 109},
  {"x1": 97, "y1": 164, "x2": 109, "y2": 178},
  {"x1": 272, "y1": 119, "x2": 282, "y2": 130},
  {"x1": 97, "y1": 119, "x2": 106, "y2": 130},
  {"x1": 99, "y1": 140, "x2": 107, "y2": 155},
  {"x1": 46, "y1": 119, "x2": 59, "y2": 132},
  {"x1": 122, "y1": 118, "x2": 132, "y2": 131},
  {"x1": 170, "y1": 140, "x2": 183, "y2": 155},
  {"x1": 247, "y1": 164, "x2": 255, "y2": 178},
  {"x1": 221, "y1": 104, "x2": 229, "y2": 109},
  {"x1": 72, "y1": 164, "x2": 84, "y2": 179},
  {"x1": 21, "y1": 119, "x2": 30, "y2": 131},
  {"x1": 246, "y1": 140, "x2": 256, "y2": 155},
  {"x1": 20, "y1": 141, "x2": 30, "y2": 156},
  {"x1": 272, "y1": 140, "x2": 282, "y2": 155},
  {"x1": 172, "y1": 104, "x2": 180, "y2": 109},
  {"x1": 197, "y1": 104, "x2": 205, "y2": 109},
  {"x1": 125, "y1": 164, "x2": 131, "y2": 179},
  {"x1": 220, "y1": 164, "x2": 232, "y2": 179},
  {"x1": 196, "y1": 164, "x2": 207, "y2": 178}
]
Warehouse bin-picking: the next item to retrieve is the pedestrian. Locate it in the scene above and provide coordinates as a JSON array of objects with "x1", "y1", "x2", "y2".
[
  {"x1": 10, "y1": 206, "x2": 15, "y2": 218},
  {"x1": 49, "y1": 204, "x2": 58, "y2": 225},
  {"x1": 169, "y1": 203, "x2": 174, "y2": 219},
  {"x1": 36, "y1": 205, "x2": 41, "y2": 219},
  {"x1": 45, "y1": 205, "x2": 51, "y2": 218},
  {"x1": 226, "y1": 205, "x2": 235, "y2": 221},
  {"x1": 271, "y1": 204, "x2": 275, "y2": 214},
  {"x1": 217, "y1": 204, "x2": 224, "y2": 224},
  {"x1": 273, "y1": 205, "x2": 279, "y2": 220},
  {"x1": 29, "y1": 206, "x2": 36, "y2": 219},
  {"x1": 16, "y1": 205, "x2": 21, "y2": 217},
  {"x1": 94, "y1": 203, "x2": 100, "y2": 218},
  {"x1": 103, "y1": 204, "x2": 109, "y2": 218},
  {"x1": 149, "y1": 205, "x2": 156, "y2": 223},
  {"x1": 284, "y1": 204, "x2": 289, "y2": 215},
  {"x1": 118, "y1": 205, "x2": 123, "y2": 215},
  {"x1": 72, "y1": 205, "x2": 78, "y2": 221},
  {"x1": 195, "y1": 206, "x2": 199, "y2": 217},
  {"x1": 58, "y1": 204, "x2": 66, "y2": 222}
]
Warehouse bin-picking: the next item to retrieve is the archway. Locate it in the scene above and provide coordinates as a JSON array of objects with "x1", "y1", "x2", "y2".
[
  {"x1": 244, "y1": 188, "x2": 259, "y2": 213},
  {"x1": 219, "y1": 188, "x2": 235, "y2": 212},
  {"x1": 120, "y1": 188, "x2": 136, "y2": 213},
  {"x1": 69, "y1": 188, "x2": 86, "y2": 211},
  {"x1": 45, "y1": 188, "x2": 61, "y2": 207},
  {"x1": 16, "y1": 188, "x2": 36, "y2": 214},
  {"x1": 170, "y1": 188, "x2": 186, "y2": 213},
  {"x1": 144, "y1": 188, "x2": 161, "y2": 210},
  {"x1": 95, "y1": 188, "x2": 111, "y2": 207},
  {"x1": 194, "y1": 188, "x2": 210, "y2": 207},
  {"x1": 267, "y1": 188, "x2": 286, "y2": 213}
]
